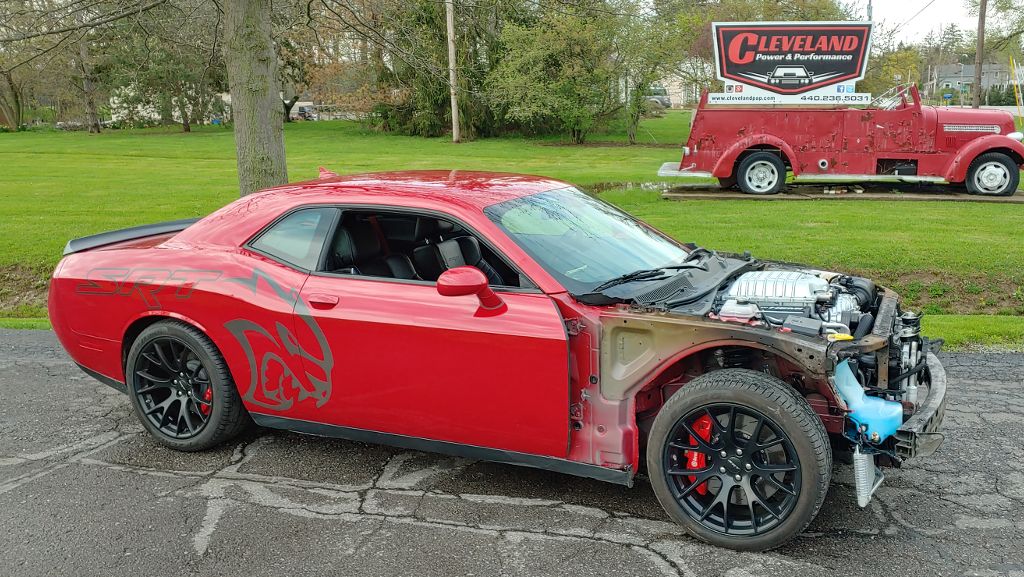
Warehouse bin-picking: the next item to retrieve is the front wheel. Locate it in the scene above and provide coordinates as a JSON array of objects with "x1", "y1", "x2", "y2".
[
  {"x1": 965, "y1": 152, "x2": 1019, "y2": 196},
  {"x1": 646, "y1": 369, "x2": 831, "y2": 551},
  {"x1": 737, "y1": 152, "x2": 786, "y2": 195}
]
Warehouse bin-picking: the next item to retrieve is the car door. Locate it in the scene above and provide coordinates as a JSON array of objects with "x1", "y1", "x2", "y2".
[{"x1": 296, "y1": 214, "x2": 571, "y2": 458}]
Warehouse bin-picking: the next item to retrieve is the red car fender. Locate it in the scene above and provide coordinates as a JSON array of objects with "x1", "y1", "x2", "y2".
[
  {"x1": 711, "y1": 134, "x2": 801, "y2": 178},
  {"x1": 942, "y1": 134, "x2": 1024, "y2": 183}
]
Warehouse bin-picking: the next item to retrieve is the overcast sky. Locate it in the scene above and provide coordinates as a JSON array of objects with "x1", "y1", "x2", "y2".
[{"x1": 847, "y1": 0, "x2": 975, "y2": 43}]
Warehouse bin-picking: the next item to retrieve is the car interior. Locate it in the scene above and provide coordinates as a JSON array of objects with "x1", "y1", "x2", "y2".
[{"x1": 325, "y1": 210, "x2": 527, "y2": 288}]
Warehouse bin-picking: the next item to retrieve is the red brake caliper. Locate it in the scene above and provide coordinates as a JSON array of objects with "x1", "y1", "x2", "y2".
[
  {"x1": 200, "y1": 387, "x2": 212, "y2": 416},
  {"x1": 686, "y1": 414, "x2": 714, "y2": 495}
]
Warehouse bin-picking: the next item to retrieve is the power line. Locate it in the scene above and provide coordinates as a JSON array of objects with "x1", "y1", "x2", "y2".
[{"x1": 891, "y1": 0, "x2": 939, "y2": 36}]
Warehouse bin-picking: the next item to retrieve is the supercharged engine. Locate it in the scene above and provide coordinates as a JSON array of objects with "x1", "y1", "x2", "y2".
[{"x1": 713, "y1": 270, "x2": 879, "y2": 337}]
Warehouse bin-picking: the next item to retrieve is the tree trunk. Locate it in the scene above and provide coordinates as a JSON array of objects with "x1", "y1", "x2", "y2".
[
  {"x1": 282, "y1": 95, "x2": 299, "y2": 122},
  {"x1": 223, "y1": 0, "x2": 288, "y2": 196},
  {"x1": 178, "y1": 97, "x2": 191, "y2": 132},
  {"x1": 973, "y1": 0, "x2": 987, "y2": 108},
  {"x1": 77, "y1": 36, "x2": 102, "y2": 133},
  {"x1": 0, "y1": 71, "x2": 23, "y2": 130},
  {"x1": 445, "y1": 0, "x2": 461, "y2": 143}
]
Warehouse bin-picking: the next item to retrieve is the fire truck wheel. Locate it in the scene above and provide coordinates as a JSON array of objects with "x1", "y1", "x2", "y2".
[
  {"x1": 737, "y1": 152, "x2": 786, "y2": 195},
  {"x1": 965, "y1": 152, "x2": 1019, "y2": 196}
]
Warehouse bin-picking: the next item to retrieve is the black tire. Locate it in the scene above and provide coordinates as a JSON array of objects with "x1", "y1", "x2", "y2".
[
  {"x1": 646, "y1": 369, "x2": 831, "y2": 551},
  {"x1": 736, "y1": 152, "x2": 786, "y2": 195},
  {"x1": 964, "y1": 152, "x2": 1019, "y2": 196},
  {"x1": 126, "y1": 320, "x2": 251, "y2": 451}
]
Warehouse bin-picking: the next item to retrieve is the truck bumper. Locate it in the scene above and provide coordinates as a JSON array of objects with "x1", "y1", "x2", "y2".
[
  {"x1": 657, "y1": 162, "x2": 712, "y2": 178},
  {"x1": 894, "y1": 352, "x2": 947, "y2": 459}
]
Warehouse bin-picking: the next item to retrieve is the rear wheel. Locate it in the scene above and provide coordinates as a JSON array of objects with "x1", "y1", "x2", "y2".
[
  {"x1": 737, "y1": 152, "x2": 786, "y2": 195},
  {"x1": 965, "y1": 152, "x2": 1019, "y2": 196},
  {"x1": 647, "y1": 369, "x2": 831, "y2": 551},
  {"x1": 126, "y1": 320, "x2": 250, "y2": 451}
]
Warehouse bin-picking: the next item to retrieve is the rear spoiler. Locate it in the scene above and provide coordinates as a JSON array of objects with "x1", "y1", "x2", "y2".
[{"x1": 63, "y1": 217, "x2": 201, "y2": 256}]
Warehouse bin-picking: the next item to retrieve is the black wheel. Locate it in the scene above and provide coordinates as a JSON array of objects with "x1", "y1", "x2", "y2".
[
  {"x1": 736, "y1": 152, "x2": 786, "y2": 195},
  {"x1": 126, "y1": 320, "x2": 250, "y2": 451},
  {"x1": 965, "y1": 152, "x2": 1019, "y2": 196},
  {"x1": 647, "y1": 369, "x2": 831, "y2": 551}
]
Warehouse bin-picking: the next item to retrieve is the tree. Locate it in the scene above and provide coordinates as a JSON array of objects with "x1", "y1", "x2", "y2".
[
  {"x1": 223, "y1": 0, "x2": 288, "y2": 195},
  {"x1": 106, "y1": 1, "x2": 226, "y2": 132},
  {"x1": 488, "y1": 5, "x2": 621, "y2": 144},
  {"x1": 616, "y1": 0, "x2": 681, "y2": 144}
]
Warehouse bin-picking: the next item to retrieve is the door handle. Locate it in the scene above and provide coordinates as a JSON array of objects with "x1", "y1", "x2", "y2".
[{"x1": 307, "y1": 293, "x2": 339, "y2": 309}]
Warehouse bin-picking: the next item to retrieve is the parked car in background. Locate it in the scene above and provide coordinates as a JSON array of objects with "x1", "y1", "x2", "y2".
[
  {"x1": 645, "y1": 86, "x2": 672, "y2": 109},
  {"x1": 660, "y1": 85, "x2": 1024, "y2": 196},
  {"x1": 49, "y1": 171, "x2": 946, "y2": 551}
]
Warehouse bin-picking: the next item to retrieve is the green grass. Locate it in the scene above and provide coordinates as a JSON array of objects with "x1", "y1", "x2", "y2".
[
  {"x1": 0, "y1": 317, "x2": 50, "y2": 330},
  {"x1": 2, "y1": 111, "x2": 1024, "y2": 348},
  {"x1": 924, "y1": 315, "x2": 1024, "y2": 350},
  {"x1": 601, "y1": 189, "x2": 1024, "y2": 279},
  {"x1": 0, "y1": 114, "x2": 689, "y2": 271}
]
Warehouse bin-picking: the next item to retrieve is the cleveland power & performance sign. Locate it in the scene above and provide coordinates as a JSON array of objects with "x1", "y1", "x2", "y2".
[{"x1": 709, "y1": 22, "x2": 873, "y2": 105}]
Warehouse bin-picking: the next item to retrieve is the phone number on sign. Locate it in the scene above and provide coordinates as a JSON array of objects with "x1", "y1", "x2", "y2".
[{"x1": 798, "y1": 94, "x2": 872, "y2": 103}]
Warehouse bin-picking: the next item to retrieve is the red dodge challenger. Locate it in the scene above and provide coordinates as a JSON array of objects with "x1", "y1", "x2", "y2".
[{"x1": 49, "y1": 170, "x2": 946, "y2": 550}]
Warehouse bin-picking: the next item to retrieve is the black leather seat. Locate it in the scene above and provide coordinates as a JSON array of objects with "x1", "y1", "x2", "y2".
[
  {"x1": 413, "y1": 235, "x2": 503, "y2": 285},
  {"x1": 332, "y1": 221, "x2": 419, "y2": 279}
]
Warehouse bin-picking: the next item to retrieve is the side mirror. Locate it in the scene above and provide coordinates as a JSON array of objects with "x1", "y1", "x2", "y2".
[{"x1": 437, "y1": 266, "x2": 506, "y2": 313}]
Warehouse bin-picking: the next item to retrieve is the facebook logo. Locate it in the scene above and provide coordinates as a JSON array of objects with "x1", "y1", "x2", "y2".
[{"x1": 837, "y1": 85, "x2": 845, "y2": 93}]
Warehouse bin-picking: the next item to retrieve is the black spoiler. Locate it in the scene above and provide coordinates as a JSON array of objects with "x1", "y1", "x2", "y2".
[{"x1": 63, "y1": 217, "x2": 201, "y2": 256}]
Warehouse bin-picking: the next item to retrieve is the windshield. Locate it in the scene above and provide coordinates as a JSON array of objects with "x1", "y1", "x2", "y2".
[{"x1": 484, "y1": 187, "x2": 688, "y2": 294}]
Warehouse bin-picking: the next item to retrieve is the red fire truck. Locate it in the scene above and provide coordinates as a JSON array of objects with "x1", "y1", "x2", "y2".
[{"x1": 660, "y1": 85, "x2": 1024, "y2": 196}]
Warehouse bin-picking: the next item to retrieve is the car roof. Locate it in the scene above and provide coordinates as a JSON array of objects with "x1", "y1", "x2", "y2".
[{"x1": 274, "y1": 170, "x2": 571, "y2": 210}]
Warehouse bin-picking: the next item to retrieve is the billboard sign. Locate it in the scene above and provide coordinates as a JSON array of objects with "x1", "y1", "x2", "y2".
[{"x1": 710, "y1": 21, "x2": 873, "y2": 104}]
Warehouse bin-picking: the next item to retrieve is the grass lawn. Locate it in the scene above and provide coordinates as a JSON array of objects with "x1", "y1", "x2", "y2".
[{"x1": 2, "y1": 110, "x2": 1024, "y2": 349}]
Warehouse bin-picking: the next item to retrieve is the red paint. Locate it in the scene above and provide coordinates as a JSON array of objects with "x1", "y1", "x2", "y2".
[
  {"x1": 681, "y1": 85, "x2": 1024, "y2": 182},
  {"x1": 49, "y1": 171, "x2": 576, "y2": 464}
]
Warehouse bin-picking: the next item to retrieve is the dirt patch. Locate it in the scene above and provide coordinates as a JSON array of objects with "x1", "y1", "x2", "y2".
[
  {"x1": 859, "y1": 270, "x2": 1024, "y2": 316},
  {"x1": 0, "y1": 265, "x2": 51, "y2": 317}
]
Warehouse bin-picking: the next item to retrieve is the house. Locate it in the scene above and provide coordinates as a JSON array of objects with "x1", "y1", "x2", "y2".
[{"x1": 927, "y1": 62, "x2": 1023, "y2": 99}]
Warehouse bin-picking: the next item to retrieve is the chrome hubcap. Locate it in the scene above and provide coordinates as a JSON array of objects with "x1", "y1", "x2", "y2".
[
  {"x1": 745, "y1": 161, "x2": 779, "y2": 192},
  {"x1": 974, "y1": 162, "x2": 1010, "y2": 194}
]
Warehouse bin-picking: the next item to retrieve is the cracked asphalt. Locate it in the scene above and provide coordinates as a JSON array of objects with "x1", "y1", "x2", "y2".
[{"x1": 1, "y1": 329, "x2": 1023, "y2": 577}]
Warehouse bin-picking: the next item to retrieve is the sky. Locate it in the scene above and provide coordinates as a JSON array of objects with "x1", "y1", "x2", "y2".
[{"x1": 847, "y1": 0, "x2": 975, "y2": 43}]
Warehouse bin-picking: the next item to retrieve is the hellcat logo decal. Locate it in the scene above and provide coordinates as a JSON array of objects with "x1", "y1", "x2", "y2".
[
  {"x1": 224, "y1": 270, "x2": 334, "y2": 410},
  {"x1": 77, "y1": 267, "x2": 334, "y2": 410}
]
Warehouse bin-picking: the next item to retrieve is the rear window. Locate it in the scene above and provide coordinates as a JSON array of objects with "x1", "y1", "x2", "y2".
[{"x1": 250, "y1": 207, "x2": 336, "y2": 270}]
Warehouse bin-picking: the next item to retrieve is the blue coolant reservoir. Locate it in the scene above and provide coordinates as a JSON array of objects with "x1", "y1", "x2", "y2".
[{"x1": 833, "y1": 360, "x2": 903, "y2": 442}]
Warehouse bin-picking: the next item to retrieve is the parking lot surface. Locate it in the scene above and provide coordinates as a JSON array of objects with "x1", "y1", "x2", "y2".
[{"x1": 1, "y1": 329, "x2": 1022, "y2": 577}]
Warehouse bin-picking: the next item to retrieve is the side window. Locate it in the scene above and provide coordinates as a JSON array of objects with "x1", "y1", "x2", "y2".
[
  {"x1": 323, "y1": 209, "x2": 529, "y2": 289},
  {"x1": 250, "y1": 207, "x2": 337, "y2": 270}
]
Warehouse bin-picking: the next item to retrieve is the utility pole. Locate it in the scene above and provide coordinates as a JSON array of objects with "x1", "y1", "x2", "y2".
[
  {"x1": 445, "y1": 0, "x2": 461, "y2": 143},
  {"x1": 867, "y1": 0, "x2": 873, "y2": 21},
  {"x1": 973, "y1": 0, "x2": 987, "y2": 108}
]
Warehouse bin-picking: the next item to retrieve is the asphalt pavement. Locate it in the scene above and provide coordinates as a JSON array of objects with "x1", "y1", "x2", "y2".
[{"x1": 1, "y1": 329, "x2": 1022, "y2": 577}]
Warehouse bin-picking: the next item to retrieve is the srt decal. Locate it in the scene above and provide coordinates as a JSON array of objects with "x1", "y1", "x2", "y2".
[
  {"x1": 224, "y1": 270, "x2": 334, "y2": 411},
  {"x1": 713, "y1": 22, "x2": 872, "y2": 94},
  {"x1": 76, "y1": 268, "x2": 221, "y2": 309}
]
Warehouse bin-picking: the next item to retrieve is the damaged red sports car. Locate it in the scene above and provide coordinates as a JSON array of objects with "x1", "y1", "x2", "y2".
[{"x1": 49, "y1": 170, "x2": 946, "y2": 551}]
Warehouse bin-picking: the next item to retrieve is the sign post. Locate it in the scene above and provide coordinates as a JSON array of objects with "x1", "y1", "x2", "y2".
[{"x1": 710, "y1": 21, "x2": 874, "y2": 105}]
